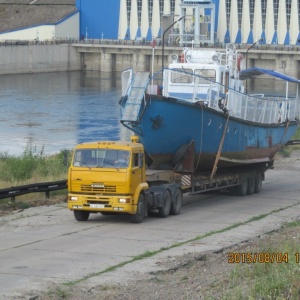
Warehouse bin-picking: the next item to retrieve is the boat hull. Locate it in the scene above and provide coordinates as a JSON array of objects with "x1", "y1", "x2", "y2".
[{"x1": 131, "y1": 95, "x2": 298, "y2": 171}]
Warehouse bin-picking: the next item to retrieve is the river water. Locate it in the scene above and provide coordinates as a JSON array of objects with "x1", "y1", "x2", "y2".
[
  {"x1": 0, "y1": 70, "x2": 295, "y2": 156},
  {"x1": 0, "y1": 71, "x2": 131, "y2": 156}
]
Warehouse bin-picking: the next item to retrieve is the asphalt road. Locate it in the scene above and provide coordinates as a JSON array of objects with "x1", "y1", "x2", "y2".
[{"x1": 1, "y1": 164, "x2": 300, "y2": 298}]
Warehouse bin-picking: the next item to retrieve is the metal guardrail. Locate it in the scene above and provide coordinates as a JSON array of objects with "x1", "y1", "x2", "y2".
[
  {"x1": 286, "y1": 140, "x2": 300, "y2": 145},
  {"x1": 0, "y1": 180, "x2": 67, "y2": 201},
  {"x1": 1, "y1": 38, "x2": 300, "y2": 52}
]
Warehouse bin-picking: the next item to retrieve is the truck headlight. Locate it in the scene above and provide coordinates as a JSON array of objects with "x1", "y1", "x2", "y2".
[
  {"x1": 70, "y1": 196, "x2": 78, "y2": 201},
  {"x1": 119, "y1": 198, "x2": 130, "y2": 203}
]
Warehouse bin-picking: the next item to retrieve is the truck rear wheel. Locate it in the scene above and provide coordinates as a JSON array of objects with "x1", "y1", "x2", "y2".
[
  {"x1": 74, "y1": 210, "x2": 90, "y2": 221},
  {"x1": 170, "y1": 188, "x2": 182, "y2": 215},
  {"x1": 247, "y1": 177, "x2": 255, "y2": 195},
  {"x1": 228, "y1": 186, "x2": 236, "y2": 195},
  {"x1": 131, "y1": 194, "x2": 146, "y2": 224},
  {"x1": 254, "y1": 172, "x2": 263, "y2": 193},
  {"x1": 158, "y1": 189, "x2": 171, "y2": 218},
  {"x1": 236, "y1": 178, "x2": 248, "y2": 196}
]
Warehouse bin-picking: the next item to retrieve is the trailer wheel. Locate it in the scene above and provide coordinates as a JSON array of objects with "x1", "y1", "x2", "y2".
[
  {"x1": 228, "y1": 186, "x2": 236, "y2": 195},
  {"x1": 131, "y1": 194, "x2": 146, "y2": 223},
  {"x1": 170, "y1": 188, "x2": 182, "y2": 215},
  {"x1": 74, "y1": 210, "x2": 90, "y2": 221},
  {"x1": 236, "y1": 178, "x2": 248, "y2": 196},
  {"x1": 247, "y1": 177, "x2": 255, "y2": 195},
  {"x1": 158, "y1": 189, "x2": 171, "y2": 218},
  {"x1": 254, "y1": 172, "x2": 263, "y2": 193}
]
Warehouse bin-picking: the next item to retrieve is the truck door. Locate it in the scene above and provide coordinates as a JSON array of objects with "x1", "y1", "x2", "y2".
[{"x1": 130, "y1": 152, "x2": 143, "y2": 193}]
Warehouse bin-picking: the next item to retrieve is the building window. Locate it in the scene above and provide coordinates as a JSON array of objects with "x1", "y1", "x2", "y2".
[
  {"x1": 298, "y1": 0, "x2": 300, "y2": 33},
  {"x1": 238, "y1": 0, "x2": 243, "y2": 30},
  {"x1": 226, "y1": 0, "x2": 231, "y2": 30},
  {"x1": 159, "y1": 0, "x2": 164, "y2": 16},
  {"x1": 137, "y1": 0, "x2": 142, "y2": 27},
  {"x1": 170, "y1": 0, "x2": 175, "y2": 15},
  {"x1": 261, "y1": 0, "x2": 267, "y2": 30},
  {"x1": 148, "y1": 0, "x2": 153, "y2": 27},
  {"x1": 274, "y1": 0, "x2": 279, "y2": 31},
  {"x1": 126, "y1": 0, "x2": 131, "y2": 28},
  {"x1": 286, "y1": 0, "x2": 291, "y2": 31},
  {"x1": 249, "y1": 0, "x2": 255, "y2": 30}
]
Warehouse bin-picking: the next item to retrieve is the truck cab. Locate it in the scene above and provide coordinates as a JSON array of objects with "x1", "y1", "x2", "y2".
[{"x1": 68, "y1": 137, "x2": 148, "y2": 222}]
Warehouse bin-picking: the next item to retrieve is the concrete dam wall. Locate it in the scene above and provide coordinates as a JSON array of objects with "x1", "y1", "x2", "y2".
[
  {"x1": 0, "y1": 43, "x2": 80, "y2": 75},
  {"x1": 1, "y1": 42, "x2": 300, "y2": 82}
]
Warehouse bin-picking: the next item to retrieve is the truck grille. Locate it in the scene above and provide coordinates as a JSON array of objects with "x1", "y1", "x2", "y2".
[
  {"x1": 80, "y1": 185, "x2": 116, "y2": 193},
  {"x1": 87, "y1": 199, "x2": 109, "y2": 204}
]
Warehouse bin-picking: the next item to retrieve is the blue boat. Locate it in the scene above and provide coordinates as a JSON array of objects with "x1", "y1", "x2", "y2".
[{"x1": 119, "y1": 44, "x2": 300, "y2": 173}]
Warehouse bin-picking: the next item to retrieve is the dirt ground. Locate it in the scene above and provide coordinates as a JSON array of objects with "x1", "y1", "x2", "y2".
[
  {"x1": 29, "y1": 227, "x2": 300, "y2": 300},
  {"x1": 12, "y1": 221, "x2": 300, "y2": 300},
  {"x1": 3, "y1": 149, "x2": 300, "y2": 300}
]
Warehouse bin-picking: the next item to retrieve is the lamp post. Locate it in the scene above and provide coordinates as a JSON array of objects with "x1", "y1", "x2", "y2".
[
  {"x1": 161, "y1": 16, "x2": 185, "y2": 70},
  {"x1": 245, "y1": 38, "x2": 263, "y2": 92},
  {"x1": 246, "y1": 38, "x2": 263, "y2": 69}
]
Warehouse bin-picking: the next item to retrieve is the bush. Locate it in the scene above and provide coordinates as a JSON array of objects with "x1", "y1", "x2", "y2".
[{"x1": 0, "y1": 145, "x2": 72, "y2": 184}]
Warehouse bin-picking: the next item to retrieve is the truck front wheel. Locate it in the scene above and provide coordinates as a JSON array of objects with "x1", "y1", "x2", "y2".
[
  {"x1": 131, "y1": 194, "x2": 146, "y2": 224},
  {"x1": 158, "y1": 189, "x2": 171, "y2": 218},
  {"x1": 74, "y1": 210, "x2": 90, "y2": 221}
]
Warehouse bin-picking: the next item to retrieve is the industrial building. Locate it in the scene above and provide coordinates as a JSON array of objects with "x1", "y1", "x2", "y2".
[
  {"x1": 77, "y1": 0, "x2": 300, "y2": 46},
  {"x1": 0, "y1": 1, "x2": 79, "y2": 41},
  {"x1": 0, "y1": 0, "x2": 299, "y2": 46}
]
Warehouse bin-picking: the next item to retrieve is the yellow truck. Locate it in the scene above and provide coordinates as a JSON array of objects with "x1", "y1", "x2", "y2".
[
  {"x1": 68, "y1": 136, "x2": 267, "y2": 223},
  {"x1": 68, "y1": 136, "x2": 183, "y2": 223}
]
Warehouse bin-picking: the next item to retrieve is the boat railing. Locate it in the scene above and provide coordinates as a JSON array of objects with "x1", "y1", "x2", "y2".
[
  {"x1": 146, "y1": 69, "x2": 300, "y2": 125},
  {"x1": 121, "y1": 68, "x2": 133, "y2": 97},
  {"x1": 162, "y1": 70, "x2": 300, "y2": 125},
  {"x1": 226, "y1": 90, "x2": 300, "y2": 124},
  {"x1": 121, "y1": 71, "x2": 150, "y2": 122}
]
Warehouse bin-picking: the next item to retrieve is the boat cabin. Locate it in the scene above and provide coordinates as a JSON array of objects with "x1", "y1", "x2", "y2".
[{"x1": 163, "y1": 47, "x2": 244, "y2": 102}]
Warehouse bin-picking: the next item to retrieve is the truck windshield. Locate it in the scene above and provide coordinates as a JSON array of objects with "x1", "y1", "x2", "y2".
[{"x1": 73, "y1": 149, "x2": 130, "y2": 168}]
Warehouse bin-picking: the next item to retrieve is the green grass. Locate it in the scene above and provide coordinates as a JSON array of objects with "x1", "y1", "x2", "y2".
[
  {"x1": 278, "y1": 128, "x2": 300, "y2": 157},
  {"x1": 292, "y1": 128, "x2": 300, "y2": 140},
  {"x1": 220, "y1": 238, "x2": 300, "y2": 299},
  {"x1": 46, "y1": 287, "x2": 70, "y2": 299},
  {"x1": 0, "y1": 144, "x2": 71, "y2": 207},
  {"x1": 205, "y1": 219, "x2": 300, "y2": 300},
  {"x1": 0, "y1": 144, "x2": 71, "y2": 188}
]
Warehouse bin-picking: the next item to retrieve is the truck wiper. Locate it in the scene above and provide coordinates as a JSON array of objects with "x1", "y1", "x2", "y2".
[
  {"x1": 98, "y1": 159, "x2": 120, "y2": 171},
  {"x1": 74, "y1": 161, "x2": 91, "y2": 170}
]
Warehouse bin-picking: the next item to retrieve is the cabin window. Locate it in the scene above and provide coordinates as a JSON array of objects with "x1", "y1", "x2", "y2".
[
  {"x1": 133, "y1": 153, "x2": 139, "y2": 167},
  {"x1": 171, "y1": 68, "x2": 193, "y2": 83},
  {"x1": 194, "y1": 69, "x2": 216, "y2": 83},
  {"x1": 73, "y1": 149, "x2": 130, "y2": 168}
]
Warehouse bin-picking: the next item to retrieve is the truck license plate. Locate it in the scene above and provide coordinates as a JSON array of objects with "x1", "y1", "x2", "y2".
[{"x1": 90, "y1": 204, "x2": 105, "y2": 208}]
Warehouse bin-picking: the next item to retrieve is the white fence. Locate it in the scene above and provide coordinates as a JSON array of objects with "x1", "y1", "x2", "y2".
[{"x1": 224, "y1": 90, "x2": 300, "y2": 124}]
